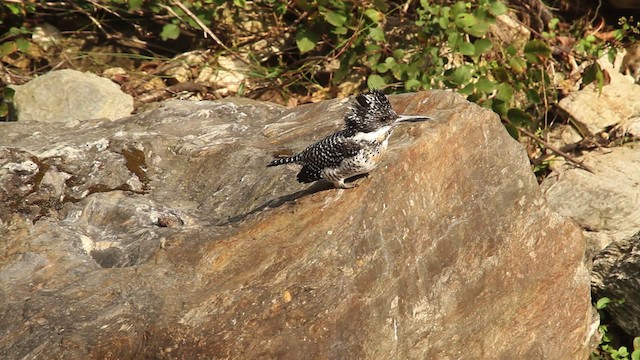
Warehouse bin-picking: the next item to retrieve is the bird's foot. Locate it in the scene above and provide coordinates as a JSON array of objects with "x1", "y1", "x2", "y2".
[{"x1": 334, "y1": 180, "x2": 357, "y2": 189}]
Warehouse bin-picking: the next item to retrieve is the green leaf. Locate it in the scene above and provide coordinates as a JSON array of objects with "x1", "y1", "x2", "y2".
[
  {"x1": 475, "y1": 78, "x2": 495, "y2": 93},
  {"x1": 437, "y1": 16, "x2": 450, "y2": 29},
  {"x1": 632, "y1": 349, "x2": 640, "y2": 360},
  {"x1": 367, "y1": 74, "x2": 386, "y2": 89},
  {"x1": 467, "y1": 92, "x2": 482, "y2": 102},
  {"x1": 504, "y1": 122, "x2": 519, "y2": 140},
  {"x1": 496, "y1": 83, "x2": 514, "y2": 102},
  {"x1": 376, "y1": 63, "x2": 390, "y2": 73},
  {"x1": 6, "y1": 3, "x2": 22, "y2": 15},
  {"x1": 465, "y1": 21, "x2": 489, "y2": 37},
  {"x1": 448, "y1": 32, "x2": 461, "y2": 49},
  {"x1": 15, "y1": 37, "x2": 30, "y2": 53},
  {"x1": 583, "y1": 63, "x2": 605, "y2": 93},
  {"x1": 596, "y1": 297, "x2": 612, "y2": 310},
  {"x1": 474, "y1": 39, "x2": 493, "y2": 55},
  {"x1": 459, "y1": 83, "x2": 475, "y2": 95},
  {"x1": 509, "y1": 57, "x2": 527, "y2": 73},
  {"x1": 392, "y1": 49, "x2": 405, "y2": 59},
  {"x1": 458, "y1": 42, "x2": 475, "y2": 56},
  {"x1": 455, "y1": 13, "x2": 477, "y2": 28},
  {"x1": 369, "y1": 26, "x2": 385, "y2": 42},
  {"x1": 524, "y1": 40, "x2": 551, "y2": 63},
  {"x1": 507, "y1": 108, "x2": 532, "y2": 126},
  {"x1": 391, "y1": 63, "x2": 407, "y2": 80},
  {"x1": 489, "y1": 1, "x2": 507, "y2": 16},
  {"x1": 372, "y1": 0, "x2": 389, "y2": 12},
  {"x1": 364, "y1": 8, "x2": 383, "y2": 22},
  {"x1": 446, "y1": 65, "x2": 472, "y2": 85},
  {"x1": 0, "y1": 41, "x2": 17, "y2": 57},
  {"x1": 450, "y1": 2, "x2": 468, "y2": 17},
  {"x1": 0, "y1": 103, "x2": 8, "y2": 118},
  {"x1": 324, "y1": 10, "x2": 347, "y2": 27},
  {"x1": 526, "y1": 89, "x2": 541, "y2": 103},
  {"x1": 405, "y1": 79, "x2": 421, "y2": 91},
  {"x1": 129, "y1": 0, "x2": 143, "y2": 11},
  {"x1": 367, "y1": 53, "x2": 382, "y2": 67},
  {"x1": 160, "y1": 24, "x2": 181, "y2": 41},
  {"x1": 332, "y1": 26, "x2": 348, "y2": 35},
  {"x1": 295, "y1": 28, "x2": 318, "y2": 53},
  {"x1": 493, "y1": 66, "x2": 509, "y2": 82},
  {"x1": 491, "y1": 98, "x2": 508, "y2": 116},
  {"x1": 3, "y1": 87, "x2": 15, "y2": 100},
  {"x1": 619, "y1": 347, "x2": 630, "y2": 357},
  {"x1": 9, "y1": 27, "x2": 26, "y2": 35}
]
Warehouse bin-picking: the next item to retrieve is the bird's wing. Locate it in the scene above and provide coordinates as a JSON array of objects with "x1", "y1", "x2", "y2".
[{"x1": 296, "y1": 132, "x2": 362, "y2": 183}]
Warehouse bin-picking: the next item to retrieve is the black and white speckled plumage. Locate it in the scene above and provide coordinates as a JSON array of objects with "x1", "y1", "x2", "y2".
[{"x1": 267, "y1": 89, "x2": 430, "y2": 188}]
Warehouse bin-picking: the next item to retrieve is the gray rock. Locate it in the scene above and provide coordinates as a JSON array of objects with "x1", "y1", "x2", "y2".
[
  {"x1": 11, "y1": 69, "x2": 133, "y2": 122},
  {"x1": 592, "y1": 231, "x2": 640, "y2": 336},
  {"x1": 540, "y1": 146, "x2": 640, "y2": 257},
  {"x1": 0, "y1": 92, "x2": 593, "y2": 359},
  {"x1": 558, "y1": 58, "x2": 640, "y2": 136}
]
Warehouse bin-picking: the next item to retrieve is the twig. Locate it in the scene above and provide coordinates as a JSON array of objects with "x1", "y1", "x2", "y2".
[
  {"x1": 402, "y1": 0, "x2": 414, "y2": 14},
  {"x1": 170, "y1": 0, "x2": 251, "y2": 66},
  {"x1": 70, "y1": 0, "x2": 110, "y2": 38},
  {"x1": 589, "y1": 0, "x2": 603, "y2": 25},
  {"x1": 135, "y1": 81, "x2": 211, "y2": 104},
  {"x1": 518, "y1": 127, "x2": 596, "y2": 174}
]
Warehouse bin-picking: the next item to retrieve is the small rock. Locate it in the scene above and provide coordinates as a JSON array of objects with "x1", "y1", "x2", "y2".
[
  {"x1": 489, "y1": 14, "x2": 531, "y2": 49},
  {"x1": 558, "y1": 54, "x2": 640, "y2": 135},
  {"x1": 211, "y1": 56, "x2": 249, "y2": 94},
  {"x1": 11, "y1": 69, "x2": 133, "y2": 122},
  {"x1": 546, "y1": 124, "x2": 584, "y2": 151},
  {"x1": 31, "y1": 23, "x2": 61, "y2": 51}
]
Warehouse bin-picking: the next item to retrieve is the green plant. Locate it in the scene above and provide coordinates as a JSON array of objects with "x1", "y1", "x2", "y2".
[{"x1": 592, "y1": 297, "x2": 640, "y2": 360}]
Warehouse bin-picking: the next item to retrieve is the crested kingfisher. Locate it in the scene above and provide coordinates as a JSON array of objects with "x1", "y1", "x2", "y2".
[{"x1": 267, "y1": 89, "x2": 431, "y2": 189}]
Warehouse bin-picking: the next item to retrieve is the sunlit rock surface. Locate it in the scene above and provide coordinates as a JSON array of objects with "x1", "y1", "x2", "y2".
[
  {"x1": 0, "y1": 92, "x2": 592, "y2": 359},
  {"x1": 11, "y1": 69, "x2": 133, "y2": 122}
]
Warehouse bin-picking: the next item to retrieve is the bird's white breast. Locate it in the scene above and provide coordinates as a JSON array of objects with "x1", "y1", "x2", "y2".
[{"x1": 352, "y1": 126, "x2": 392, "y2": 143}]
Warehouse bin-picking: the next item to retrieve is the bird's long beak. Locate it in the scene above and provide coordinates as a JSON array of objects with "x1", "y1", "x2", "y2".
[{"x1": 394, "y1": 115, "x2": 432, "y2": 124}]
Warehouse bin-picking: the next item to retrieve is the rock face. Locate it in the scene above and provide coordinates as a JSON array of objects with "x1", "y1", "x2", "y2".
[
  {"x1": 11, "y1": 69, "x2": 133, "y2": 122},
  {"x1": 541, "y1": 146, "x2": 640, "y2": 257},
  {"x1": 592, "y1": 231, "x2": 640, "y2": 336},
  {"x1": 558, "y1": 54, "x2": 640, "y2": 136},
  {"x1": 1, "y1": 92, "x2": 592, "y2": 359}
]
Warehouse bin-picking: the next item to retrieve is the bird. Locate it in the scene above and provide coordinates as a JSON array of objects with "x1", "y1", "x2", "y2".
[{"x1": 267, "y1": 89, "x2": 431, "y2": 189}]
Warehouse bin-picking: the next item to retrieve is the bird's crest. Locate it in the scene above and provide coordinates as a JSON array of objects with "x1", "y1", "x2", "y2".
[{"x1": 344, "y1": 89, "x2": 397, "y2": 132}]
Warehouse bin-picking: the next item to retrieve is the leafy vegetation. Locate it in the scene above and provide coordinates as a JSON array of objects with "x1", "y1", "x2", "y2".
[{"x1": 593, "y1": 297, "x2": 640, "y2": 360}]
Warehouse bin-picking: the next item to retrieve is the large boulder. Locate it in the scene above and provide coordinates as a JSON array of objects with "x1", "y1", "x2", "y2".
[{"x1": 0, "y1": 91, "x2": 593, "y2": 359}]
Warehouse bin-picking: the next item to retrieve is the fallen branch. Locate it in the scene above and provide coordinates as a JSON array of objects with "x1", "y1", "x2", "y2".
[
  {"x1": 518, "y1": 127, "x2": 596, "y2": 174},
  {"x1": 170, "y1": 0, "x2": 251, "y2": 67},
  {"x1": 135, "y1": 82, "x2": 214, "y2": 105}
]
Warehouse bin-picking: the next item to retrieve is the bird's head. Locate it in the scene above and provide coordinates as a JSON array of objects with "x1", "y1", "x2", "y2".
[{"x1": 344, "y1": 89, "x2": 431, "y2": 132}]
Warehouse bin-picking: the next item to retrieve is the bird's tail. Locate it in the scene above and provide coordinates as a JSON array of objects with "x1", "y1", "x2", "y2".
[{"x1": 267, "y1": 155, "x2": 299, "y2": 167}]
